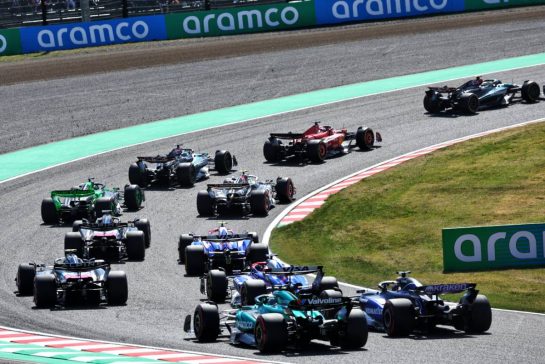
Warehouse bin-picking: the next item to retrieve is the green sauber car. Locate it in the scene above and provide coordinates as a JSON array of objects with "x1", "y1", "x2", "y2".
[
  {"x1": 41, "y1": 179, "x2": 144, "y2": 224},
  {"x1": 185, "y1": 290, "x2": 368, "y2": 353}
]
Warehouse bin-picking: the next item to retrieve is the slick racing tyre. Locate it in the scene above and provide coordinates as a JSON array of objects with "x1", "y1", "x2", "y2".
[
  {"x1": 134, "y1": 218, "x2": 151, "y2": 248},
  {"x1": 176, "y1": 163, "x2": 196, "y2": 187},
  {"x1": 241, "y1": 279, "x2": 267, "y2": 305},
  {"x1": 124, "y1": 185, "x2": 144, "y2": 210},
  {"x1": 128, "y1": 163, "x2": 148, "y2": 187},
  {"x1": 250, "y1": 190, "x2": 270, "y2": 216},
  {"x1": 464, "y1": 294, "x2": 492, "y2": 333},
  {"x1": 72, "y1": 220, "x2": 84, "y2": 232},
  {"x1": 214, "y1": 150, "x2": 233, "y2": 174},
  {"x1": 196, "y1": 191, "x2": 214, "y2": 216},
  {"x1": 194, "y1": 303, "x2": 220, "y2": 342},
  {"x1": 248, "y1": 243, "x2": 268, "y2": 264},
  {"x1": 247, "y1": 231, "x2": 259, "y2": 244},
  {"x1": 263, "y1": 139, "x2": 283, "y2": 163},
  {"x1": 178, "y1": 234, "x2": 194, "y2": 263},
  {"x1": 275, "y1": 177, "x2": 295, "y2": 203},
  {"x1": 423, "y1": 93, "x2": 443, "y2": 114},
  {"x1": 41, "y1": 198, "x2": 59, "y2": 224},
  {"x1": 207, "y1": 270, "x2": 228, "y2": 303},
  {"x1": 94, "y1": 197, "x2": 115, "y2": 218},
  {"x1": 107, "y1": 271, "x2": 128, "y2": 305},
  {"x1": 64, "y1": 232, "x2": 84, "y2": 257},
  {"x1": 521, "y1": 81, "x2": 540, "y2": 103},
  {"x1": 317, "y1": 276, "x2": 339, "y2": 292},
  {"x1": 458, "y1": 93, "x2": 479, "y2": 114},
  {"x1": 185, "y1": 245, "x2": 205, "y2": 276},
  {"x1": 16, "y1": 264, "x2": 36, "y2": 296},
  {"x1": 255, "y1": 314, "x2": 288, "y2": 353},
  {"x1": 34, "y1": 275, "x2": 57, "y2": 308},
  {"x1": 356, "y1": 127, "x2": 375, "y2": 150},
  {"x1": 383, "y1": 298, "x2": 415, "y2": 337},
  {"x1": 307, "y1": 140, "x2": 327, "y2": 163},
  {"x1": 126, "y1": 231, "x2": 146, "y2": 261},
  {"x1": 340, "y1": 309, "x2": 368, "y2": 349}
]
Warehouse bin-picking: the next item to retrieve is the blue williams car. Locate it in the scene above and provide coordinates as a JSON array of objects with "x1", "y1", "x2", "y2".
[
  {"x1": 128, "y1": 145, "x2": 237, "y2": 187},
  {"x1": 358, "y1": 271, "x2": 492, "y2": 336},
  {"x1": 424, "y1": 77, "x2": 541, "y2": 114},
  {"x1": 184, "y1": 290, "x2": 367, "y2": 353},
  {"x1": 201, "y1": 261, "x2": 341, "y2": 305},
  {"x1": 179, "y1": 223, "x2": 268, "y2": 277},
  {"x1": 196, "y1": 171, "x2": 295, "y2": 217}
]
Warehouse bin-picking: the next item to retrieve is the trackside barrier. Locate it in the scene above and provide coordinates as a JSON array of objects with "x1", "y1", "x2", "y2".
[{"x1": 2, "y1": 0, "x2": 545, "y2": 56}]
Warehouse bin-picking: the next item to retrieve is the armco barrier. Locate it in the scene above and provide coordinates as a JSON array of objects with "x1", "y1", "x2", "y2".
[
  {"x1": 165, "y1": 1, "x2": 316, "y2": 39},
  {"x1": 0, "y1": 28, "x2": 22, "y2": 56},
  {"x1": 19, "y1": 15, "x2": 167, "y2": 53},
  {"x1": 443, "y1": 223, "x2": 545, "y2": 272}
]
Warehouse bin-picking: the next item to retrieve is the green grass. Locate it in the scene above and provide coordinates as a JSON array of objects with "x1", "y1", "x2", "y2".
[{"x1": 270, "y1": 122, "x2": 545, "y2": 313}]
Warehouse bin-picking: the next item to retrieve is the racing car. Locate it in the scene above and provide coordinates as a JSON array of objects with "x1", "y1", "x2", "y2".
[
  {"x1": 201, "y1": 262, "x2": 340, "y2": 305},
  {"x1": 66, "y1": 214, "x2": 151, "y2": 261},
  {"x1": 179, "y1": 222, "x2": 267, "y2": 276},
  {"x1": 41, "y1": 179, "x2": 144, "y2": 225},
  {"x1": 128, "y1": 145, "x2": 237, "y2": 187},
  {"x1": 15, "y1": 250, "x2": 128, "y2": 307},
  {"x1": 184, "y1": 290, "x2": 367, "y2": 353},
  {"x1": 358, "y1": 271, "x2": 492, "y2": 336},
  {"x1": 263, "y1": 122, "x2": 382, "y2": 163},
  {"x1": 424, "y1": 77, "x2": 541, "y2": 114},
  {"x1": 196, "y1": 171, "x2": 295, "y2": 217}
]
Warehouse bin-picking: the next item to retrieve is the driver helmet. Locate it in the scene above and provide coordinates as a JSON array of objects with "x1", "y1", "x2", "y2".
[
  {"x1": 474, "y1": 76, "x2": 483, "y2": 86},
  {"x1": 99, "y1": 214, "x2": 113, "y2": 226},
  {"x1": 65, "y1": 253, "x2": 80, "y2": 264},
  {"x1": 218, "y1": 226, "x2": 230, "y2": 238},
  {"x1": 252, "y1": 261, "x2": 269, "y2": 272}
]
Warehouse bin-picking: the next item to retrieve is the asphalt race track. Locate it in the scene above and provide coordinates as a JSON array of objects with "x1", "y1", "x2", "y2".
[{"x1": 1, "y1": 11, "x2": 545, "y2": 364}]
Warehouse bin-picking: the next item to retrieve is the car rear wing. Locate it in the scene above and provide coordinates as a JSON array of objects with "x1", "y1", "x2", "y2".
[
  {"x1": 267, "y1": 265, "x2": 323, "y2": 276},
  {"x1": 427, "y1": 86, "x2": 457, "y2": 93},
  {"x1": 207, "y1": 183, "x2": 250, "y2": 190},
  {"x1": 269, "y1": 133, "x2": 305, "y2": 140},
  {"x1": 288, "y1": 296, "x2": 353, "y2": 311},
  {"x1": 51, "y1": 190, "x2": 96, "y2": 198},
  {"x1": 80, "y1": 222, "x2": 130, "y2": 230},
  {"x1": 198, "y1": 235, "x2": 252, "y2": 242},
  {"x1": 53, "y1": 260, "x2": 109, "y2": 270},
  {"x1": 416, "y1": 283, "x2": 476, "y2": 295},
  {"x1": 136, "y1": 156, "x2": 174, "y2": 163}
]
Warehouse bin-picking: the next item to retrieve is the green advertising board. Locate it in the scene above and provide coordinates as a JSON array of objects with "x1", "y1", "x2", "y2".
[
  {"x1": 165, "y1": 0, "x2": 316, "y2": 39},
  {"x1": 443, "y1": 223, "x2": 545, "y2": 272},
  {"x1": 0, "y1": 28, "x2": 22, "y2": 56},
  {"x1": 465, "y1": 0, "x2": 545, "y2": 11}
]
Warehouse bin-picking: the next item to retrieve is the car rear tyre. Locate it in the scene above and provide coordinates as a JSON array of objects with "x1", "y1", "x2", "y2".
[
  {"x1": 459, "y1": 93, "x2": 479, "y2": 114},
  {"x1": 307, "y1": 140, "x2": 327, "y2": 163},
  {"x1": 17, "y1": 264, "x2": 36, "y2": 296},
  {"x1": 255, "y1": 313, "x2": 287, "y2": 353},
  {"x1": 126, "y1": 231, "x2": 146, "y2": 261},
  {"x1": 247, "y1": 231, "x2": 259, "y2": 244},
  {"x1": 41, "y1": 198, "x2": 59, "y2": 224},
  {"x1": 194, "y1": 303, "x2": 220, "y2": 342},
  {"x1": 247, "y1": 243, "x2": 268, "y2": 264},
  {"x1": 356, "y1": 127, "x2": 375, "y2": 150},
  {"x1": 124, "y1": 185, "x2": 144, "y2": 211},
  {"x1": 197, "y1": 191, "x2": 214, "y2": 216},
  {"x1": 340, "y1": 309, "x2": 368, "y2": 349},
  {"x1": 176, "y1": 163, "x2": 196, "y2": 187},
  {"x1": 383, "y1": 298, "x2": 415, "y2": 337},
  {"x1": 464, "y1": 294, "x2": 492, "y2": 333},
  {"x1": 241, "y1": 279, "x2": 267, "y2": 306},
  {"x1": 134, "y1": 218, "x2": 151, "y2": 248},
  {"x1": 263, "y1": 139, "x2": 283, "y2": 163},
  {"x1": 423, "y1": 93, "x2": 443, "y2": 113},
  {"x1": 214, "y1": 150, "x2": 233, "y2": 174},
  {"x1": 34, "y1": 275, "x2": 57, "y2": 308},
  {"x1": 275, "y1": 177, "x2": 295, "y2": 203},
  {"x1": 185, "y1": 245, "x2": 205, "y2": 276},
  {"x1": 522, "y1": 81, "x2": 540, "y2": 103},
  {"x1": 178, "y1": 234, "x2": 194, "y2": 263},
  {"x1": 107, "y1": 271, "x2": 128, "y2": 305},
  {"x1": 64, "y1": 232, "x2": 84, "y2": 257},
  {"x1": 129, "y1": 163, "x2": 148, "y2": 187},
  {"x1": 250, "y1": 190, "x2": 270, "y2": 216},
  {"x1": 317, "y1": 276, "x2": 339, "y2": 292},
  {"x1": 72, "y1": 220, "x2": 83, "y2": 232},
  {"x1": 207, "y1": 270, "x2": 228, "y2": 303},
  {"x1": 94, "y1": 197, "x2": 114, "y2": 218}
]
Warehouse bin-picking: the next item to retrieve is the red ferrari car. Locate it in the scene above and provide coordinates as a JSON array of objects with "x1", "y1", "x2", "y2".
[{"x1": 263, "y1": 122, "x2": 381, "y2": 163}]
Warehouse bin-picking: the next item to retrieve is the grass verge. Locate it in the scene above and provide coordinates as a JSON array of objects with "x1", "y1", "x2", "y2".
[{"x1": 270, "y1": 122, "x2": 545, "y2": 313}]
